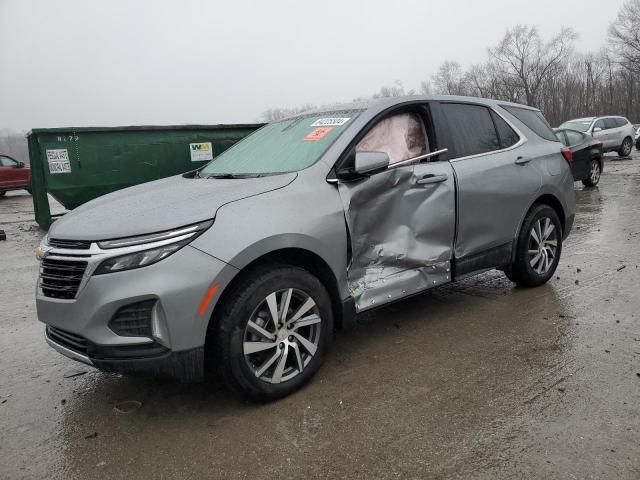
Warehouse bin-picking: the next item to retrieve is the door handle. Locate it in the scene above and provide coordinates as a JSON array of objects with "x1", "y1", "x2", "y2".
[
  {"x1": 515, "y1": 156, "x2": 531, "y2": 165},
  {"x1": 416, "y1": 173, "x2": 448, "y2": 185}
]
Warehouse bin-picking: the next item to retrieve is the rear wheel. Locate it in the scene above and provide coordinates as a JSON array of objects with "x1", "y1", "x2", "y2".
[
  {"x1": 582, "y1": 159, "x2": 601, "y2": 187},
  {"x1": 505, "y1": 204, "x2": 562, "y2": 288},
  {"x1": 618, "y1": 137, "x2": 633, "y2": 157},
  {"x1": 209, "y1": 264, "x2": 333, "y2": 402}
]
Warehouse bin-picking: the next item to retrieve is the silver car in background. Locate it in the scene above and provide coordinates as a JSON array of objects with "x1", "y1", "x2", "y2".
[
  {"x1": 36, "y1": 96, "x2": 576, "y2": 401},
  {"x1": 559, "y1": 115, "x2": 635, "y2": 157}
]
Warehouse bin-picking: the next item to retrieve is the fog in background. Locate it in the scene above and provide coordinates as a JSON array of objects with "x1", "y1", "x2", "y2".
[{"x1": 0, "y1": 0, "x2": 628, "y2": 133}]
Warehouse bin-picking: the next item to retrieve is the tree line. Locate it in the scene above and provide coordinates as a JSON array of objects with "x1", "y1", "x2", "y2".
[{"x1": 263, "y1": 0, "x2": 640, "y2": 127}]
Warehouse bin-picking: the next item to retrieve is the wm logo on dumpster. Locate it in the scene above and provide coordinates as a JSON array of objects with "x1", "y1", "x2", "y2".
[{"x1": 190, "y1": 142, "x2": 214, "y2": 162}]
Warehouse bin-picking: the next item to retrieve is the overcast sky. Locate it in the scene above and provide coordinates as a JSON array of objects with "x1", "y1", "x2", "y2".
[{"x1": 0, "y1": 0, "x2": 627, "y2": 130}]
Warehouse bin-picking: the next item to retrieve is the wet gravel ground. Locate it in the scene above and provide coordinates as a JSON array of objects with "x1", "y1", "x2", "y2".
[{"x1": 1, "y1": 153, "x2": 640, "y2": 479}]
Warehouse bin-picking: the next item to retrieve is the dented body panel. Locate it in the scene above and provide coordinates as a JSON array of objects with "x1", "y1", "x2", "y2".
[{"x1": 338, "y1": 162, "x2": 455, "y2": 311}]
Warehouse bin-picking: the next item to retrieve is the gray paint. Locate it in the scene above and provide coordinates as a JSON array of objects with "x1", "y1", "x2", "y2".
[
  {"x1": 36, "y1": 95, "x2": 576, "y2": 374},
  {"x1": 338, "y1": 161, "x2": 455, "y2": 311}
]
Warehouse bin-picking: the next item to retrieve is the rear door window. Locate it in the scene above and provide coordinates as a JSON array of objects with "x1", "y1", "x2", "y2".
[
  {"x1": 491, "y1": 111, "x2": 520, "y2": 148},
  {"x1": 604, "y1": 118, "x2": 618, "y2": 129},
  {"x1": 440, "y1": 103, "x2": 500, "y2": 158},
  {"x1": 501, "y1": 105, "x2": 557, "y2": 142}
]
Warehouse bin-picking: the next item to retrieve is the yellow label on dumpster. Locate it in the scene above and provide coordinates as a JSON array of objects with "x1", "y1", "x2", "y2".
[{"x1": 190, "y1": 142, "x2": 213, "y2": 162}]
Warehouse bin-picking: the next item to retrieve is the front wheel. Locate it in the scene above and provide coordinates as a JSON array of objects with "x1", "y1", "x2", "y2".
[
  {"x1": 618, "y1": 137, "x2": 633, "y2": 157},
  {"x1": 582, "y1": 159, "x2": 601, "y2": 187},
  {"x1": 209, "y1": 264, "x2": 333, "y2": 402},
  {"x1": 505, "y1": 205, "x2": 562, "y2": 288}
]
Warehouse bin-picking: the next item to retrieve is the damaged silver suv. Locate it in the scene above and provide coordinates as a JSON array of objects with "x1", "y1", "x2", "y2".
[{"x1": 37, "y1": 96, "x2": 575, "y2": 400}]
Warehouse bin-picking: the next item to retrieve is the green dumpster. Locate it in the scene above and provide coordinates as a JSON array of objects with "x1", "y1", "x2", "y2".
[{"x1": 27, "y1": 124, "x2": 262, "y2": 229}]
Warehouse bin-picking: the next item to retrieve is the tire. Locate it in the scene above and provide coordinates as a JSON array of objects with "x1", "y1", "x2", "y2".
[
  {"x1": 581, "y1": 159, "x2": 601, "y2": 187},
  {"x1": 636, "y1": 138, "x2": 640, "y2": 151},
  {"x1": 504, "y1": 204, "x2": 562, "y2": 288},
  {"x1": 208, "y1": 264, "x2": 333, "y2": 402},
  {"x1": 618, "y1": 137, "x2": 633, "y2": 157}
]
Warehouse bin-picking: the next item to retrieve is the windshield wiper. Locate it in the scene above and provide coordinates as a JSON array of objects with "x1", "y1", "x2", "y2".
[{"x1": 204, "y1": 173, "x2": 266, "y2": 179}]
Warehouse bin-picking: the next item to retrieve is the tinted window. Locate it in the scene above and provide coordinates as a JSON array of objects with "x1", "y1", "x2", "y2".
[
  {"x1": 604, "y1": 118, "x2": 618, "y2": 129},
  {"x1": 491, "y1": 111, "x2": 520, "y2": 148},
  {"x1": 564, "y1": 130, "x2": 584, "y2": 147},
  {"x1": 441, "y1": 103, "x2": 500, "y2": 158},
  {"x1": 501, "y1": 106, "x2": 557, "y2": 142},
  {"x1": 614, "y1": 118, "x2": 628, "y2": 127}
]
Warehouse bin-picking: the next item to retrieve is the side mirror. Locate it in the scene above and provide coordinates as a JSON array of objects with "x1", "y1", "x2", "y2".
[
  {"x1": 354, "y1": 151, "x2": 390, "y2": 175},
  {"x1": 593, "y1": 127, "x2": 602, "y2": 133}
]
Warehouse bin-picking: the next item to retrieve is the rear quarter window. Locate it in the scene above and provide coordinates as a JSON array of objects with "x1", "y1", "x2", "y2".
[{"x1": 501, "y1": 105, "x2": 558, "y2": 142}]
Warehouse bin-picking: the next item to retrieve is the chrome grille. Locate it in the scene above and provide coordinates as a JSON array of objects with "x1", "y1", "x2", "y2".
[
  {"x1": 46, "y1": 326, "x2": 88, "y2": 355},
  {"x1": 40, "y1": 258, "x2": 88, "y2": 299}
]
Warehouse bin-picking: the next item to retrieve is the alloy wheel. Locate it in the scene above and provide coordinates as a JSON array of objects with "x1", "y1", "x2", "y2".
[
  {"x1": 527, "y1": 217, "x2": 558, "y2": 275},
  {"x1": 589, "y1": 161, "x2": 601, "y2": 185},
  {"x1": 622, "y1": 138, "x2": 632, "y2": 156},
  {"x1": 243, "y1": 288, "x2": 322, "y2": 384}
]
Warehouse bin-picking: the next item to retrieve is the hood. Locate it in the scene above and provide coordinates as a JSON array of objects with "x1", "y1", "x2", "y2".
[{"x1": 49, "y1": 173, "x2": 297, "y2": 240}]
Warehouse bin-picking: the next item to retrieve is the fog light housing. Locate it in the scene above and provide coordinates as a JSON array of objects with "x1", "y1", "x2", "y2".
[{"x1": 109, "y1": 300, "x2": 156, "y2": 337}]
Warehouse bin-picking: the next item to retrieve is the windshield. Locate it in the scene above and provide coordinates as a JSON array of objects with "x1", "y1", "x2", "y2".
[
  {"x1": 200, "y1": 110, "x2": 362, "y2": 177},
  {"x1": 559, "y1": 120, "x2": 593, "y2": 133}
]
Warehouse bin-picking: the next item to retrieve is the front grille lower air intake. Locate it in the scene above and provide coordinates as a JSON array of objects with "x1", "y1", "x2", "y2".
[{"x1": 40, "y1": 258, "x2": 88, "y2": 299}]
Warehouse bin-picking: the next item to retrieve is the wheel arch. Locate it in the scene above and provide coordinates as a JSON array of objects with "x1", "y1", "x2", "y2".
[
  {"x1": 205, "y1": 246, "x2": 346, "y2": 349},
  {"x1": 511, "y1": 192, "x2": 567, "y2": 262}
]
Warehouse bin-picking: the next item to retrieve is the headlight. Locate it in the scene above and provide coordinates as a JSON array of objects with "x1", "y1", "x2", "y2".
[{"x1": 94, "y1": 220, "x2": 212, "y2": 275}]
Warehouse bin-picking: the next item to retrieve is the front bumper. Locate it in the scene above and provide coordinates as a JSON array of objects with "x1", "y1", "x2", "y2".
[{"x1": 37, "y1": 245, "x2": 238, "y2": 379}]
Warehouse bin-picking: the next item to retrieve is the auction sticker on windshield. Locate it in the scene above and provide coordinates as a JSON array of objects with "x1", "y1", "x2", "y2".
[
  {"x1": 310, "y1": 118, "x2": 350, "y2": 127},
  {"x1": 46, "y1": 149, "x2": 71, "y2": 174},
  {"x1": 304, "y1": 127, "x2": 334, "y2": 141}
]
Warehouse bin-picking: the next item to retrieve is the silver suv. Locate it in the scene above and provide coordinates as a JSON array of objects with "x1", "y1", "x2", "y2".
[
  {"x1": 37, "y1": 96, "x2": 576, "y2": 400},
  {"x1": 559, "y1": 116, "x2": 635, "y2": 157}
]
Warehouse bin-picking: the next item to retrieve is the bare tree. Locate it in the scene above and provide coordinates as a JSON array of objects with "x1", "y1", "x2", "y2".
[
  {"x1": 431, "y1": 61, "x2": 467, "y2": 95},
  {"x1": 372, "y1": 80, "x2": 414, "y2": 98},
  {"x1": 489, "y1": 25, "x2": 577, "y2": 106},
  {"x1": 608, "y1": 0, "x2": 640, "y2": 73}
]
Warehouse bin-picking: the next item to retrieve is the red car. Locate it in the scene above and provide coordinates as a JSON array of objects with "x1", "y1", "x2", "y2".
[{"x1": 0, "y1": 154, "x2": 31, "y2": 196}]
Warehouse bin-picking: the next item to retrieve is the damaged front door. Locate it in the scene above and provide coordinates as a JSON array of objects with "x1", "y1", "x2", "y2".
[{"x1": 337, "y1": 110, "x2": 456, "y2": 312}]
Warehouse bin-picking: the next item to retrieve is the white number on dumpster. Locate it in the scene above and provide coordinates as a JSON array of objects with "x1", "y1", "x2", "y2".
[{"x1": 46, "y1": 149, "x2": 71, "y2": 174}]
